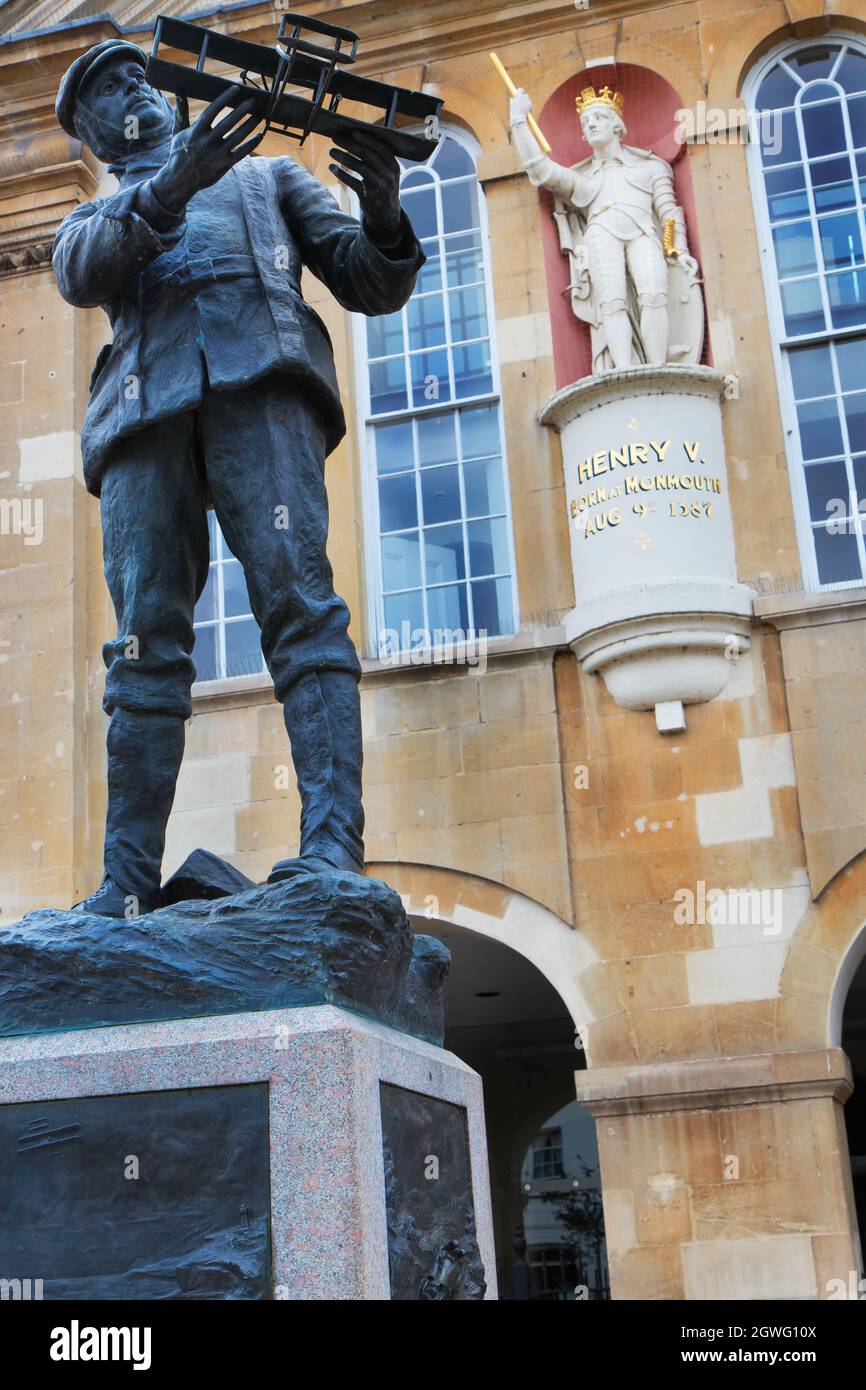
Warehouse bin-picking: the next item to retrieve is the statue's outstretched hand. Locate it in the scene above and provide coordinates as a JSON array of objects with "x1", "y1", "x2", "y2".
[
  {"x1": 677, "y1": 252, "x2": 700, "y2": 279},
  {"x1": 328, "y1": 130, "x2": 402, "y2": 248},
  {"x1": 510, "y1": 89, "x2": 534, "y2": 124},
  {"x1": 152, "y1": 93, "x2": 264, "y2": 213}
]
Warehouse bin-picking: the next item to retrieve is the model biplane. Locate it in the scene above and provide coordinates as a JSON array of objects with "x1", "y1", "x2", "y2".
[{"x1": 146, "y1": 14, "x2": 443, "y2": 162}]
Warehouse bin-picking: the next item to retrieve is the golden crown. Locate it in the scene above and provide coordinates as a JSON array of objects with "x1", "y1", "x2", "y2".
[{"x1": 576, "y1": 85, "x2": 624, "y2": 117}]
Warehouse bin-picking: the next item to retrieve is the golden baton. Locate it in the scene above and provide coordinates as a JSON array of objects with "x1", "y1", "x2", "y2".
[
  {"x1": 663, "y1": 218, "x2": 682, "y2": 258},
  {"x1": 489, "y1": 51, "x2": 552, "y2": 154}
]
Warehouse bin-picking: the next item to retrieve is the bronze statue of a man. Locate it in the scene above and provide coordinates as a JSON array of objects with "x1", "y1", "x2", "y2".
[{"x1": 53, "y1": 39, "x2": 424, "y2": 917}]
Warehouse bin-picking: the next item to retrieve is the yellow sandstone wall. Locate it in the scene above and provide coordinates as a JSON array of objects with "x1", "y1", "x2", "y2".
[{"x1": 2, "y1": 0, "x2": 866, "y2": 1300}]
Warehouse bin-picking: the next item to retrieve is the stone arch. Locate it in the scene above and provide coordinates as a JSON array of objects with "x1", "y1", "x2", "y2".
[
  {"x1": 366, "y1": 861, "x2": 599, "y2": 1037},
  {"x1": 779, "y1": 849, "x2": 866, "y2": 1047},
  {"x1": 706, "y1": 7, "x2": 866, "y2": 111},
  {"x1": 427, "y1": 81, "x2": 509, "y2": 157}
]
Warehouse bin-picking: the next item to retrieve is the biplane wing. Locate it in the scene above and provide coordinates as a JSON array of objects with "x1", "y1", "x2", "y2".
[{"x1": 146, "y1": 15, "x2": 443, "y2": 162}]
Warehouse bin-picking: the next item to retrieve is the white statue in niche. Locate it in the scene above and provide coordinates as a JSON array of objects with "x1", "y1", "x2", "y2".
[{"x1": 509, "y1": 84, "x2": 704, "y2": 375}]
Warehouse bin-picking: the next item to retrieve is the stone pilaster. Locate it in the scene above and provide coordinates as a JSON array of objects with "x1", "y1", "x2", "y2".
[{"x1": 577, "y1": 1048, "x2": 863, "y2": 1300}]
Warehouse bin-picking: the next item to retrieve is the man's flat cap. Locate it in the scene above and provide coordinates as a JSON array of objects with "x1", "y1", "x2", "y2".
[{"x1": 56, "y1": 39, "x2": 148, "y2": 139}]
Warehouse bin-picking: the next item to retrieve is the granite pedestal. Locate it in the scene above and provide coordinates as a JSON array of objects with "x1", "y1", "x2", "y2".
[{"x1": 0, "y1": 1006, "x2": 496, "y2": 1300}]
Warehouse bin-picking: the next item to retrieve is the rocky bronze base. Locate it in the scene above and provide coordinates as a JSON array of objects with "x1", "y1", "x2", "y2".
[{"x1": 0, "y1": 854, "x2": 448, "y2": 1044}]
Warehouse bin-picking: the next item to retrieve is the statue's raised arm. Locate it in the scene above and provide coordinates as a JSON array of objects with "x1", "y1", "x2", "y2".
[{"x1": 508, "y1": 89, "x2": 577, "y2": 200}]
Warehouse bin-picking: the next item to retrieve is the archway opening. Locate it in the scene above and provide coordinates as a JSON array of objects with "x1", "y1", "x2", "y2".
[
  {"x1": 417, "y1": 917, "x2": 610, "y2": 1299},
  {"x1": 841, "y1": 946, "x2": 866, "y2": 1252}
]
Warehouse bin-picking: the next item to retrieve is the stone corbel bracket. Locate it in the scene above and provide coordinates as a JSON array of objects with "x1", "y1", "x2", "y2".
[{"x1": 539, "y1": 365, "x2": 755, "y2": 731}]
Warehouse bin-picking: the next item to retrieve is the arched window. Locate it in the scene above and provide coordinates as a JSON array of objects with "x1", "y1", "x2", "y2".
[
  {"x1": 356, "y1": 131, "x2": 517, "y2": 655},
  {"x1": 747, "y1": 37, "x2": 866, "y2": 589}
]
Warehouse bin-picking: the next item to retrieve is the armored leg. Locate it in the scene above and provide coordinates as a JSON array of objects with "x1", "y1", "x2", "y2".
[
  {"x1": 74, "y1": 412, "x2": 210, "y2": 916},
  {"x1": 201, "y1": 375, "x2": 364, "y2": 876},
  {"x1": 626, "y1": 235, "x2": 670, "y2": 365},
  {"x1": 583, "y1": 223, "x2": 633, "y2": 370}
]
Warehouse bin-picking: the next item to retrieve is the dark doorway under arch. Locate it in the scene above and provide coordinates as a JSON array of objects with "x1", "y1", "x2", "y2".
[
  {"x1": 417, "y1": 918, "x2": 610, "y2": 1299},
  {"x1": 842, "y1": 949, "x2": 866, "y2": 1253}
]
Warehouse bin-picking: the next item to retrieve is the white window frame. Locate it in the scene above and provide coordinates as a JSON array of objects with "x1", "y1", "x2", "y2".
[
  {"x1": 351, "y1": 125, "x2": 520, "y2": 657},
  {"x1": 744, "y1": 30, "x2": 866, "y2": 592}
]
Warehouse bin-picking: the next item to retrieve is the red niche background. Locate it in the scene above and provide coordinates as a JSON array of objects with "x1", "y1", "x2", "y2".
[{"x1": 536, "y1": 64, "x2": 708, "y2": 387}]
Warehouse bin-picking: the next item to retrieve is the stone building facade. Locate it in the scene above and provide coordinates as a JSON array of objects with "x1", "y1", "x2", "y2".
[{"x1": 2, "y1": 0, "x2": 866, "y2": 1300}]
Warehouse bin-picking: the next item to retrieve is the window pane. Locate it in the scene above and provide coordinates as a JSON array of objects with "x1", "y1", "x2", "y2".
[
  {"x1": 421, "y1": 464, "x2": 461, "y2": 524},
  {"x1": 854, "y1": 453, "x2": 866, "y2": 503},
  {"x1": 756, "y1": 63, "x2": 800, "y2": 111},
  {"x1": 464, "y1": 457, "x2": 505, "y2": 517},
  {"x1": 223, "y1": 560, "x2": 251, "y2": 619},
  {"x1": 773, "y1": 221, "x2": 817, "y2": 276},
  {"x1": 765, "y1": 165, "x2": 808, "y2": 221},
  {"x1": 802, "y1": 100, "x2": 847, "y2": 157},
  {"x1": 790, "y1": 47, "x2": 839, "y2": 83},
  {"x1": 417, "y1": 412, "x2": 456, "y2": 465},
  {"x1": 804, "y1": 459, "x2": 850, "y2": 520},
  {"x1": 416, "y1": 253, "x2": 443, "y2": 294},
  {"x1": 836, "y1": 337, "x2": 866, "y2": 390},
  {"x1": 849, "y1": 95, "x2": 866, "y2": 148},
  {"x1": 810, "y1": 156, "x2": 856, "y2": 211},
  {"x1": 433, "y1": 138, "x2": 474, "y2": 179},
  {"x1": 445, "y1": 232, "x2": 484, "y2": 287},
  {"x1": 468, "y1": 517, "x2": 510, "y2": 576},
  {"x1": 399, "y1": 186, "x2": 437, "y2": 239},
  {"x1": 441, "y1": 180, "x2": 479, "y2": 234},
  {"x1": 369, "y1": 358, "x2": 408, "y2": 414},
  {"x1": 761, "y1": 109, "x2": 799, "y2": 166},
  {"x1": 382, "y1": 590, "x2": 424, "y2": 641},
  {"x1": 366, "y1": 311, "x2": 404, "y2": 359},
  {"x1": 780, "y1": 277, "x2": 825, "y2": 334},
  {"x1": 802, "y1": 81, "x2": 843, "y2": 108},
  {"x1": 812, "y1": 522, "x2": 863, "y2": 583},
  {"x1": 472, "y1": 577, "x2": 513, "y2": 637},
  {"x1": 375, "y1": 420, "x2": 414, "y2": 476},
  {"x1": 400, "y1": 168, "x2": 433, "y2": 190},
  {"x1": 453, "y1": 341, "x2": 493, "y2": 398},
  {"x1": 194, "y1": 625, "x2": 218, "y2": 683},
  {"x1": 449, "y1": 285, "x2": 488, "y2": 342},
  {"x1": 207, "y1": 508, "x2": 218, "y2": 559},
  {"x1": 789, "y1": 344, "x2": 834, "y2": 398},
  {"x1": 797, "y1": 397, "x2": 844, "y2": 457},
  {"x1": 224, "y1": 618, "x2": 263, "y2": 678},
  {"x1": 379, "y1": 473, "x2": 417, "y2": 531},
  {"x1": 410, "y1": 349, "x2": 451, "y2": 407},
  {"x1": 408, "y1": 293, "x2": 446, "y2": 350},
  {"x1": 827, "y1": 270, "x2": 866, "y2": 328},
  {"x1": 460, "y1": 403, "x2": 500, "y2": 458},
  {"x1": 196, "y1": 566, "x2": 217, "y2": 623},
  {"x1": 425, "y1": 524, "x2": 465, "y2": 583},
  {"x1": 837, "y1": 51, "x2": 866, "y2": 96},
  {"x1": 427, "y1": 582, "x2": 469, "y2": 632},
  {"x1": 381, "y1": 532, "x2": 421, "y2": 592},
  {"x1": 844, "y1": 391, "x2": 866, "y2": 451},
  {"x1": 818, "y1": 212, "x2": 864, "y2": 270}
]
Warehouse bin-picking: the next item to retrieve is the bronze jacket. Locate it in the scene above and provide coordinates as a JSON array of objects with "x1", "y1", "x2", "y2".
[{"x1": 53, "y1": 149, "x2": 424, "y2": 495}]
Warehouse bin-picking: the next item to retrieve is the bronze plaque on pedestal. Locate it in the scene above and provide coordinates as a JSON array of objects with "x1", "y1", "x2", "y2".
[{"x1": 0, "y1": 1084, "x2": 271, "y2": 1299}]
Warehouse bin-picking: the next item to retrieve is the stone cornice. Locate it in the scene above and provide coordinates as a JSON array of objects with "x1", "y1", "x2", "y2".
[
  {"x1": 0, "y1": 0, "x2": 691, "y2": 87},
  {"x1": 755, "y1": 585, "x2": 866, "y2": 632},
  {"x1": 576, "y1": 1047, "x2": 853, "y2": 1117}
]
